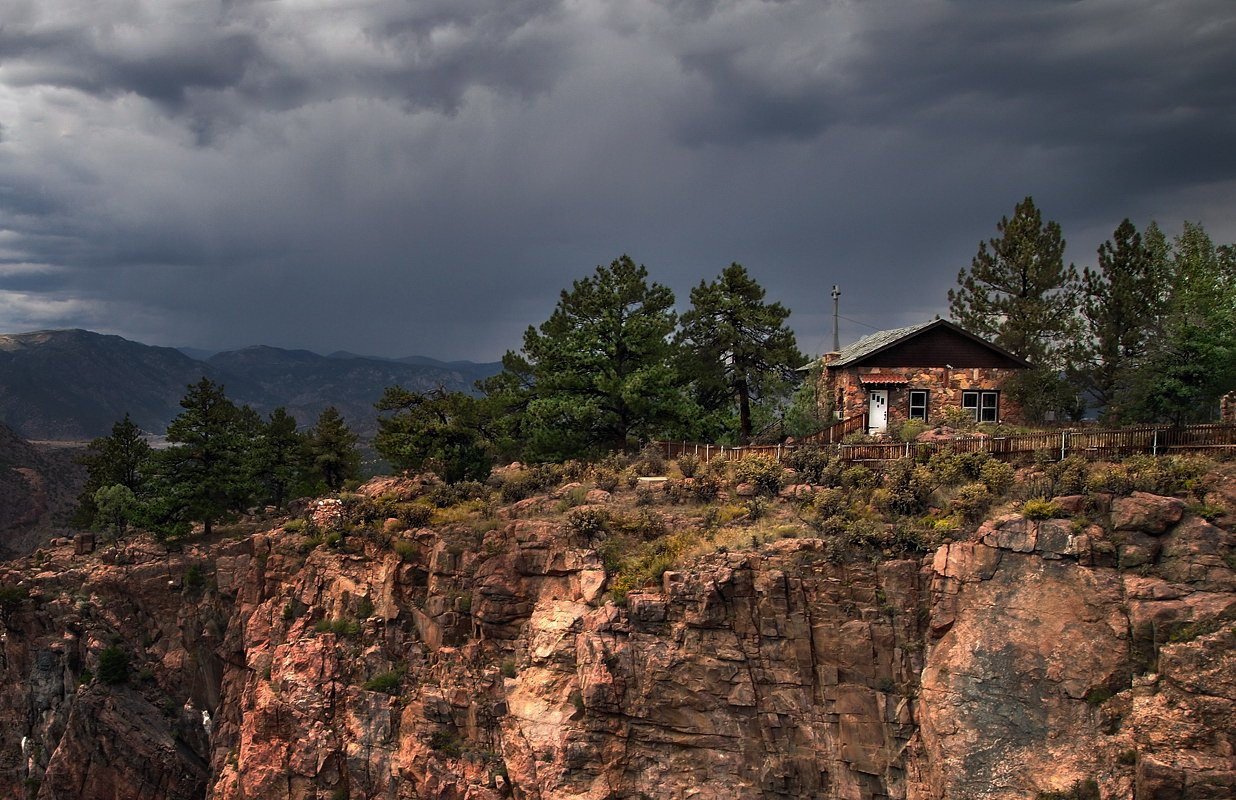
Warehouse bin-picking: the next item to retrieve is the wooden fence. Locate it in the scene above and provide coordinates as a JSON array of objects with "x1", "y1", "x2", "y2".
[{"x1": 652, "y1": 422, "x2": 1236, "y2": 464}]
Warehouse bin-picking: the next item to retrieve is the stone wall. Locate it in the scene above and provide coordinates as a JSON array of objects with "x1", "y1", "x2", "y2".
[{"x1": 820, "y1": 365, "x2": 1025, "y2": 433}]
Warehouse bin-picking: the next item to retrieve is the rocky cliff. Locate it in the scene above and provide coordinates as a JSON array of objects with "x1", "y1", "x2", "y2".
[{"x1": 0, "y1": 469, "x2": 1232, "y2": 800}]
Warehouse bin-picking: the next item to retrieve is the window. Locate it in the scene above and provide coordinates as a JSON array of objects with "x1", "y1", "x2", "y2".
[
  {"x1": 909, "y1": 390, "x2": 928, "y2": 420},
  {"x1": 962, "y1": 390, "x2": 998, "y2": 423}
]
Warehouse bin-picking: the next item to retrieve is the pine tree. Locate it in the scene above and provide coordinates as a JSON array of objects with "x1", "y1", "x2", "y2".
[
  {"x1": 308, "y1": 406, "x2": 360, "y2": 492},
  {"x1": 949, "y1": 197, "x2": 1082, "y2": 423},
  {"x1": 676, "y1": 263, "x2": 805, "y2": 442},
  {"x1": 948, "y1": 196, "x2": 1080, "y2": 368},
  {"x1": 1072, "y1": 220, "x2": 1171, "y2": 421},
  {"x1": 152, "y1": 378, "x2": 252, "y2": 537},
  {"x1": 497, "y1": 255, "x2": 687, "y2": 459},
  {"x1": 73, "y1": 413, "x2": 152, "y2": 528},
  {"x1": 251, "y1": 407, "x2": 311, "y2": 508},
  {"x1": 374, "y1": 387, "x2": 492, "y2": 483}
]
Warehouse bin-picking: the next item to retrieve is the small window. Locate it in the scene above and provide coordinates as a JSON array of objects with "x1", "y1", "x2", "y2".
[
  {"x1": 962, "y1": 390, "x2": 998, "y2": 423},
  {"x1": 909, "y1": 390, "x2": 928, "y2": 420}
]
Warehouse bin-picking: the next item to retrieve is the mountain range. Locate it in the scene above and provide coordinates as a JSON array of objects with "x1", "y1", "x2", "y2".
[{"x1": 0, "y1": 329, "x2": 501, "y2": 440}]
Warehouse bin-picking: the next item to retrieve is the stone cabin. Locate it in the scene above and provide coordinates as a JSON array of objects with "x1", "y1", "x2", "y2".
[{"x1": 815, "y1": 319, "x2": 1031, "y2": 435}]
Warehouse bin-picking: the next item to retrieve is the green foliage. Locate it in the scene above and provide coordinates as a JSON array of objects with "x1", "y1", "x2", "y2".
[
  {"x1": 731, "y1": 455, "x2": 784, "y2": 496},
  {"x1": 1071, "y1": 219, "x2": 1172, "y2": 422},
  {"x1": 675, "y1": 454, "x2": 700, "y2": 478},
  {"x1": 1021, "y1": 498, "x2": 1063, "y2": 520},
  {"x1": 282, "y1": 518, "x2": 307, "y2": 533},
  {"x1": 1129, "y1": 222, "x2": 1236, "y2": 423},
  {"x1": 490, "y1": 255, "x2": 688, "y2": 460},
  {"x1": 393, "y1": 540, "x2": 417, "y2": 561},
  {"x1": 950, "y1": 482, "x2": 994, "y2": 523},
  {"x1": 73, "y1": 413, "x2": 152, "y2": 529},
  {"x1": 93, "y1": 483, "x2": 139, "y2": 539},
  {"x1": 784, "y1": 447, "x2": 839, "y2": 486},
  {"x1": 374, "y1": 387, "x2": 492, "y2": 483},
  {"x1": 949, "y1": 196, "x2": 1081, "y2": 371},
  {"x1": 0, "y1": 584, "x2": 29, "y2": 619},
  {"x1": 144, "y1": 378, "x2": 256, "y2": 538},
  {"x1": 676, "y1": 263, "x2": 805, "y2": 442},
  {"x1": 566, "y1": 506, "x2": 609, "y2": 536},
  {"x1": 979, "y1": 459, "x2": 1015, "y2": 495},
  {"x1": 784, "y1": 360, "x2": 830, "y2": 439},
  {"x1": 1047, "y1": 456, "x2": 1089, "y2": 496},
  {"x1": 314, "y1": 617, "x2": 361, "y2": 637},
  {"x1": 429, "y1": 730, "x2": 463, "y2": 758},
  {"x1": 881, "y1": 460, "x2": 931, "y2": 516},
  {"x1": 500, "y1": 658, "x2": 517, "y2": 678},
  {"x1": 362, "y1": 666, "x2": 407, "y2": 694},
  {"x1": 250, "y1": 407, "x2": 313, "y2": 509},
  {"x1": 308, "y1": 407, "x2": 361, "y2": 492},
  {"x1": 97, "y1": 646, "x2": 130, "y2": 685}
]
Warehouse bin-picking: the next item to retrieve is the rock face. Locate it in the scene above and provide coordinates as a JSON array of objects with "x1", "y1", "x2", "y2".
[{"x1": 0, "y1": 481, "x2": 1231, "y2": 800}]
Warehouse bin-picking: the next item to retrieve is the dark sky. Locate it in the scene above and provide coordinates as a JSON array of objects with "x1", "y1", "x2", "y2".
[{"x1": 1, "y1": 0, "x2": 1233, "y2": 360}]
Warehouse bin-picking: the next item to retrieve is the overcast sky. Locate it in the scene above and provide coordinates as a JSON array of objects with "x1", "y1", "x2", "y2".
[{"x1": 1, "y1": 0, "x2": 1233, "y2": 361}]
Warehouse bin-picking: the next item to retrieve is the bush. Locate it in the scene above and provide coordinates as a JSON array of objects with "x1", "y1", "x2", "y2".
[
  {"x1": 881, "y1": 460, "x2": 931, "y2": 516},
  {"x1": 950, "y1": 482, "x2": 994, "y2": 523},
  {"x1": 633, "y1": 446, "x2": 666, "y2": 477},
  {"x1": 315, "y1": 617, "x2": 361, "y2": 637},
  {"x1": 1048, "y1": 456, "x2": 1088, "y2": 496},
  {"x1": 1021, "y1": 498, "x2": 1063, "y2": 520},
  {"x1": 979, "y1": 459, "x2": 1015, "y2": 495},
  {"x1": 98, "y1": 646, "x2": 130, "y2": 685},
  {"x1": 427, "y1": 481, "x2": 489, "y2": 508},
  {"x1": 566, "y1": 507, "x2": 609, "y2": 536},
  {"x1": 593, "y1": 469, "x2": 621, "y2": 493},
  {"x1": 732, "y1": 456, "x2": 784, "y2": 496},
  {"x1": 841, "y1": 465, "x2": 878, "y2": 490},
  {"x1": 676, "y1": 454, "x2": 700, "y2": 479},
  {"x1": 688, "y1": 473, "x2": 721, "y2": 502},
  {"x1": 363, "y1": 667, "x2": 406, "y2": 694},
  {"x1": 393, "y1": 540, "x2": 418, "y2": 561},
  {"x1": 784, "y1": 446, "x2": 839, "y2": 486},
  {"x1": 283, "y1": 518, "x2": 307, "y2": 533},
  {"x1": 896, "y1": 419, "x2": 929, "y2": 442}
]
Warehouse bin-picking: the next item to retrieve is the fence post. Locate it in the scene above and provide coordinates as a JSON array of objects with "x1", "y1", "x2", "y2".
[
  {"x1": 1061, "y1": 431, "x2": 1068, "y2": 461},
  {"x1": 1152, "y1": 429, "x2": 1158, "y2": 457},
  {"x1": 776, "y1": 443, "x2": 782, "y2": 461}
]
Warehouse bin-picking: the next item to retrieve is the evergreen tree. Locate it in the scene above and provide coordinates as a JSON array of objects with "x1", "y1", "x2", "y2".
[
  {"x1": 73, "y1": 413, "x2": 152, "y2": 528},
  {"x1": 676, "y1": 263, "x2": 805, "y2": 442},
  {"x1": 948, "y1": 196, "x2": 1081, "y2": 368},
  {"x1": 949, "y1": 197, "x2": 1082, "y2": 423},
  {"x1": 374, "y1": 387, "x2": 492, "y2": 483},
  {"x1": 1132, "y1": 223, "x2": 1236, "y2": 423},
  {"x1": 496, "y1": 255, "x2": 687, "y2": 459},
  {"x1": 251, "y1": 407, "x2": 311, "y2": 508},
  {"x1": 308, "y1": 406, "x2": 360, "y2": 491},
  {"x1": 1072, "y1": 219, "x2": 1171, "y2": 421},
  {"x1": 151, "y1": 378, "x2": 253, "y2": 537}
]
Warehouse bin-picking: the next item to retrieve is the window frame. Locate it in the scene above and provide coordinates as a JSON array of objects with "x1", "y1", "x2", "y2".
[
  {"x1": 961, "y1": 390, "x2": 999, "y2": 423},
  {"x1": 908, "y1": 390, "x2": 929, "y2": 421}
]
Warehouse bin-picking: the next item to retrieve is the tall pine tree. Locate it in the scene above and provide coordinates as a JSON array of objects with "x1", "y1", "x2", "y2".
[
  {"x1": 676, "y1": 263, "x2": 804, "y2": 443},
  {"x1": 949, "y1": 197, "x2": 1082, "y2": 422},
  {"x1": 1071, "y1": 219, "x2": 1171, "y2": 421},
  {"x1": 496, "y1": 255, "x2": 686, "y2": 459}
]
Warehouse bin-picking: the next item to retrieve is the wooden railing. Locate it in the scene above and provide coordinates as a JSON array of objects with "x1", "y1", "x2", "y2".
[{"x1": 651, "y1": 422, "x2": 1236, "y2": 464}]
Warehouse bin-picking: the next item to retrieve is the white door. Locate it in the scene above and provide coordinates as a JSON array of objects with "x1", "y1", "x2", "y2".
[{"x1": 868, "y1": 390, "x2": 888, "y2": 434}]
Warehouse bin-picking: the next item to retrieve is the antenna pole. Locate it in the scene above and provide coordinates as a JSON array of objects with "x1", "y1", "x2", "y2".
[{"x1": 831, "y1": 285, "x2": 841, "y2": 352}]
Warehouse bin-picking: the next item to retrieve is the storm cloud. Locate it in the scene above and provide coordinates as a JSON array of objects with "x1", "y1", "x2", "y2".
[{"x1": 1, "y1": 0, "x2": 1233, "y2": 359}]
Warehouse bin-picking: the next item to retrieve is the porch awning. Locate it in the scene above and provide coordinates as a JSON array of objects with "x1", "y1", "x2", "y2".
[{"x1": 859, "y1": 373, "x2": 909, "y2": 386}]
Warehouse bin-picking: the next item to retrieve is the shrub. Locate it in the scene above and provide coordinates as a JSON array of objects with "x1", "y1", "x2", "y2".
[
  {"x1": 395, "y1": 503, "x2": 433, "y2": 528},
  {"x1": 315, "y1": 617, "x2": 361, "y2": 637},
  {"x1": 979, "y1": 459, "x2": 1015, "y2": 495},
  {"x1": 676, "y1": 454, "x2": 700, "y2": 478},
  {"x1": 556, "y1": 485, "x2": 591, "y2": 511},
  {"x1": 688, "y1": 473, "x2": 721, "y2": 502},
  {"x1": 732, "y1": 456, "x2": 784, "y2": 496},
  {"x1": 1021, "y1": 498, "x2": 1063, "y2": 520},
  {"x1": 282, "y1": 519, "x2": 307, "y2": 533},
  {"x1": 633, "y1": 446, "x2": 666, "y2": 477},
  {"x1": 841, "y1": 465, "x2": 878, "y2": 491},
  {"x1": 896, "y1": 419, "x2": 929, "y2": 442},
  {"x1": 1048, "y1": 456, "x2": 1088, "y2": 496},
  {"x1": 593, "y1": 469, "x2": 621, "y2": 493},
  {"x1": 363, "y1": 667, "x2": 406, "y2": 694},
  {"x1": 783, "y1": 447, "x2": 838, "y2": 486},
  {"x1": 881, "y1": 460, "x2": 931, "y2": 516},
  {"x1": 393, "y1": 540, "x2": 418, "y2": 561},
  {"x1": 566, "y1": 507, "x2": 608, "y2": 536},
  {"x1": 950, "y1": 482, "x2": 994, "y2": 523},
  {"x1": 1036, "y1": 779, "x2": 1099, "y2": 800},
  {"x1": 98, "y1": 646, "x2": 130, "y2": 685},
  {"x1": 429, "y1": 730, "x2": 463, "y2": 758},
  {"x1": 427, "y1": 481, "x2": 489, "y2": 508},
  {"x1": 500, "y1": 658, "x2": 517, "y2": 678}
]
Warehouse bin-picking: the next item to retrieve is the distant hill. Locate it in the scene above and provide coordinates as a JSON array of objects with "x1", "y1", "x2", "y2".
[
  {"x1": 0, "y1": 420, "x2": 85, "y2": 555},
  {"x1": 0, "y1": 330, "x2": 249, "y2": 440},
  {"x1": 207, "y1": 345, "x2": 500, "y2": 435},
  {"x1": 0, "y1": 330, "x2": 502, "y2": 440}
]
